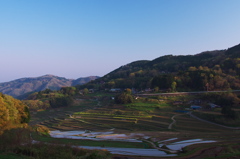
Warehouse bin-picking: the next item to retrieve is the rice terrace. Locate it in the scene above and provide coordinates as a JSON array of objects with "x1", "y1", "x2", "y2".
[{"x1": 28, "y1": 90, "x2": 240, "y2": 159}]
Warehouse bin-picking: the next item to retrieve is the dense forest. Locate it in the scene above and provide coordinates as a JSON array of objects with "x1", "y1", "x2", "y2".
[
  {"x1": 78, "y1": 44, "x2": 240, "y2": 92},
  {"x1": 0, "y1": 93, "x2": 30, "y2": 134}
]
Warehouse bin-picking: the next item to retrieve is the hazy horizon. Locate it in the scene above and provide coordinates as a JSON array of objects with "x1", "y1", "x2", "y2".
[
  {"x1": 0, "y1": 74, "x2": 101, "y2": 84},
  {"x1": 1, "y1": 0, "x2": 240, "y2": 82}
]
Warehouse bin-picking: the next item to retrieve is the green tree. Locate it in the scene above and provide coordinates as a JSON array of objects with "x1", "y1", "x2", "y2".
[
  {"x1": 154, "y1": 87, "x2": 159, "y2": 92},
  {"x1": 151, "y1": 75, "x2": 174, "y2": 89},
  {"x1": 49, "y1": 96, "x2": 73, "y2": 108},
  {"x1": 171, "y1": 82, "x2": 177, "y2": 92},
  {"x1": 60, "y1": 87, "x2": 77, "y2": 96},
  {"x1": 83, "y1": 88, "x2": 89, "y2": 95},
  {"x1": 115, "y1": 92, "x2": 133, "y2": 104}
]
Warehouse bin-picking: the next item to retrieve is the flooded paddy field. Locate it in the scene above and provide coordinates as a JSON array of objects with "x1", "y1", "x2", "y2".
[
  {"x1": 49, "y1": 130, "x2": 216, "y2": 156},
  {"x1": 31, "y1": 97, "x2": 240, "y2": 158}
]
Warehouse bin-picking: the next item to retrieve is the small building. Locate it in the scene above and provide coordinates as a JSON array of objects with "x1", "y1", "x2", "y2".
[{"x1": 190, "y1": 105, "x2": 202, "y2": 110}]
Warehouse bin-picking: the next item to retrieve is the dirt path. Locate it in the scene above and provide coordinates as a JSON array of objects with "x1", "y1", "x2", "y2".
[{"x1": 168, "y1": 114, "x2": 185, "y2": 130}]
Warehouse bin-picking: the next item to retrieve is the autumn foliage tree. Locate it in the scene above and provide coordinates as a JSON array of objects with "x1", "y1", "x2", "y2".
[{"x1": 0, "y1": 93, "x2": 30, "y2": 134}]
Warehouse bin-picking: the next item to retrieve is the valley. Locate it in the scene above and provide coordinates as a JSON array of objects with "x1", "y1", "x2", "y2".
[
  {"x1": 2, "y1": 1, "x2": 240, "y2": 158},
  {"x1": 1, "y1": 43, "x2": 240, "y2": 158},
  {"x1": 29, "y1": 91, "x2": 240, "y2": 158}
]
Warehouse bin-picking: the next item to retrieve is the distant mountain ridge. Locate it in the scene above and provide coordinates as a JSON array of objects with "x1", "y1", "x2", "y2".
[{"x1": 0, "y1": 75, "x2": 99, "y2": 98}]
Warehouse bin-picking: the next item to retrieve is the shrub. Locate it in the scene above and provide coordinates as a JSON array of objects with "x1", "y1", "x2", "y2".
[{"x1": 33, "y1": 125, "x2": 50, "y2": 136}]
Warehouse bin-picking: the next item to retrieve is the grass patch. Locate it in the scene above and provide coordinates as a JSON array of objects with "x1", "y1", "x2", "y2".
[{"x1": 174, "y1": 115, "x2": 230, "y2": 132}]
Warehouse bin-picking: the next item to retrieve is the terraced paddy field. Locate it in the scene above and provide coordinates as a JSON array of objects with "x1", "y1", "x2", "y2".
[
  {"x1": 174, "y1": 115, "x2": 232, "y2": 132},
  {"x1": 30, "y1": 95, "x2": 240, "y2": 158},
  {"x1": 29, "y1": 99, "x2": 98, "y2": 128}
]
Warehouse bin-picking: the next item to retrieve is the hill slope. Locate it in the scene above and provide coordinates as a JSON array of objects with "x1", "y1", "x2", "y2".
[
  {"x1": 0, "y1": 75, "x2": 99, "y2": 98},
  {"x1": 79, "y1": 43, "x2": 240, "y2": 92}
]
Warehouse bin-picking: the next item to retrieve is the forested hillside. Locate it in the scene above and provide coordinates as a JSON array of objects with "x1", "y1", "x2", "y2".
[
  {"x1": 0, "y1": 93, "x2": 30, "y2": 134},
  {"x1": 79, "y1": 44, "x2": 240, "y2": 92}
]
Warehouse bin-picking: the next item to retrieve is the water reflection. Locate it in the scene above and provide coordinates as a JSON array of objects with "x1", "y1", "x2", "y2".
[
  {"x1": 166, "y1": 139, "x2": 215, "y2": 150},
  {"x1": 50, "y1": 130, "x2": 142, "y2": 142},
  {"x1": 49, "y1": 130, "x2": 215, "y2": 157},
  {"x1": 77, "y1": 146, "x2": 177, "y2": 157}
]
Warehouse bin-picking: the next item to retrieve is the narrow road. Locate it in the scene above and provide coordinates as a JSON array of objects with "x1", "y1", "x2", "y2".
[
  {"x1": 188, "y1": 112, "x2": 240, "y2": 130},
  {"x1": 137, "y1": 90, "x2": 240, "y2": 96}
]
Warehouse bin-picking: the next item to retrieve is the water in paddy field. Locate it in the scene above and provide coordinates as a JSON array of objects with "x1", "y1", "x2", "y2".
[
  {"x1": 50, "y1": 130, "x2": 215, "y2": 157},
  {"x1": 76, "y1": 146, "x2": 177, "y2": 157},
  {"x1": 166, "y1": 139, "x2": 216, "y2": 151},
  {"x1": 50, "y1": 130, "x2": 142, "y2": 142}
]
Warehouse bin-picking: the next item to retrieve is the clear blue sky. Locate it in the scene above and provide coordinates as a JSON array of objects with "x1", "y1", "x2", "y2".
[{"x1": 1, "y1": 0, "x2": 240, "y2": 82}]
